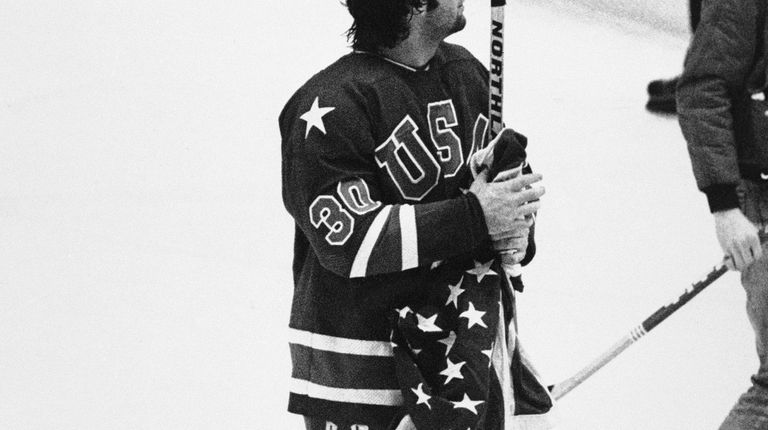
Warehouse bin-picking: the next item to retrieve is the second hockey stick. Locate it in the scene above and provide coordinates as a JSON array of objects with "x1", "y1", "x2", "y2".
[{"x1": 550, "y1": 259, "x2": 729, "y2": 400}]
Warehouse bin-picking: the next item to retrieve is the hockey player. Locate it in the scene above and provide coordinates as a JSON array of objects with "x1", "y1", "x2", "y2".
[{"x1": 280, "y1": 0, "x2": 554, "y2": 428}]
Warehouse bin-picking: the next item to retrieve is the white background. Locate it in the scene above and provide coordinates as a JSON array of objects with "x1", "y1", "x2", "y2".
[{"x1": 0, "y1": 1, "x2": 757, "y2": 429}]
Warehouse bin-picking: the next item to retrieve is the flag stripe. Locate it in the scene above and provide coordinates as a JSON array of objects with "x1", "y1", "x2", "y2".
[
  {"x1": 290, "y1": 378, "x2": 403, "y2": 406},
  {"x1": 399, "y1": 204, "x2": 418, "y2": 270},
  {"x1": 350, "y1": 205, "x2": 393, "y2": 278},
  {"x1": 288, "y1": 328, "x2": 393, "y2": 357}
]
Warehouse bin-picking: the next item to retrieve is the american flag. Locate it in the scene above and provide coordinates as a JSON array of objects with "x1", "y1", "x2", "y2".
[{"x1": 389, "y1": 132, "x2": 555, "y2": 430}]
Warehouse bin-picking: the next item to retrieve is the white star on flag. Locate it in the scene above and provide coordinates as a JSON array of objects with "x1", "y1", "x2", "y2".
[
  {"x1": 452, "y1": 393, "x2": 484, "y2": 415},
  {"x1": 438, "y1": 330, "x2": 457, "y2": 355},
  {"x1": 460, "y1": 302, "x2": 487, "y2": 329},
  {"x1": 466, "y1": 259, "x2": 497, "y2": 283},
  {"x1": 300, "y1": 96, "x2": 335, "y2": 138},
  {"x1": 481, "y1": 348, "x2": 493, "y2": 367},
  {"x1": 397, "y1": 306, "x2": 413, "y2": 319},
  {"x1": 417, "y1": 313, "x2": 442, "y2": 332},
  {"x1": 481, "y1": 348, "x2": 493, "y2": 360},
  {"x1": 445, "y1": 277, "x2": 465, "y2": 308},
  {"x1": 440, "y1": 357, "x2": 466, "y2": 384},
  {"x1": 411, "y1": 383, "x2": 432, "y2": 409}
]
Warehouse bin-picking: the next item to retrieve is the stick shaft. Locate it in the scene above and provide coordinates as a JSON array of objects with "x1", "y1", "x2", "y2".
[
  {"x1": 641, "y1": 263, "x2": 728, "y2": 332},
  {"x1": 489, "y1": 0, "x2": 524, "y2": 285},
  {"x1": 550, "y1": 331, "x2": 639, "y2": 400},
  {"x1": 550, "y1": 261, "x2": 729, "y2": 400},
  {"x1": 489, "y1": 2, "x2": 504, "y2": 139}
]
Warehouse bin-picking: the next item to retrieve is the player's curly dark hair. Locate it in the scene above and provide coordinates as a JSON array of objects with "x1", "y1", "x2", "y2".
[{"x1": 344, "y1": 0, "x2": 440, "y2": 51}]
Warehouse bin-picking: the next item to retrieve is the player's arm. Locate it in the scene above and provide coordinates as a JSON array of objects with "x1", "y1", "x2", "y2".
[
  {"x1": 677, "y1": 0, "x2": 759, "y2": 208},
  {"x1": 677, "y1": 0, "x2": 763, "y2": 270},
  {"x1": 280, "y1": 88, "x2": 540, "y2": 278},
  {"x1": 281, "y1": 87, "x2": 490, "y2": 278}
]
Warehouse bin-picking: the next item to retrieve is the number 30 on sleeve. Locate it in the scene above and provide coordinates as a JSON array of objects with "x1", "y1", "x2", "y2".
[{"x1": 309, "y1": 178, "x2": 384, "y2": 246}]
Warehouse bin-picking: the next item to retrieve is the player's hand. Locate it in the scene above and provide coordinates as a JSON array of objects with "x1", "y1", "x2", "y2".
[
  {"x1": 714, "y1": 208, "x2": 762, "y2": 271},
  {"x1": 469, "y1": 169, "x2": 544, "y2": 240},
  {"x1": 492, "y1": 219, "x2": 531, "y2": 265}
]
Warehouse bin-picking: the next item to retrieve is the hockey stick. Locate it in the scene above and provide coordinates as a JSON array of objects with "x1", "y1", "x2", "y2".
[
  {"x1": 549, "y1": 259, "x2": 730, "y2": 400},
  {"x1": 489, "y1": 0, "x2": 528, "y2": 290},
  {"x1": 489, "y1": 0, "x2": 505, "y2": 139}
]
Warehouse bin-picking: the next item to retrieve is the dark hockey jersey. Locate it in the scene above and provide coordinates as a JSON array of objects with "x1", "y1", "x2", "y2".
[{"x1": 280, "y1": 42, "x2": 552, "y2": 427}]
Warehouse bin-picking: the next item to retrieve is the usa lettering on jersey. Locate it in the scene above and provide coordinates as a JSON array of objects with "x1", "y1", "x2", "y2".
[{"x1": 304, "y1": 97, "x2": 488, "y2": 278}]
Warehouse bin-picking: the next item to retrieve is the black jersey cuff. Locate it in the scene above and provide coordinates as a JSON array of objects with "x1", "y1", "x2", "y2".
[
  {"x1": 703, "y1": 184, "x2": 739, "y2": 213},
  {"x1": 464, "y1": 191, "x2": 490, "y2": 246}
]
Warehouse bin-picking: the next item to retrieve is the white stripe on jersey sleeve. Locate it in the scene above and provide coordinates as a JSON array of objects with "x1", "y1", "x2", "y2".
[
  {"x1": 349, "y1": 205, "x2": 393, "y2": 278},
  {"x1": 399, "y1": 204, "x2": 418, "y2": 271},
  {"x1": 288, "y1": 328, "x2": 394, "y2": 357},
  {"x1": 290, "y1": 378, "x2": 404, "y2": 406}
]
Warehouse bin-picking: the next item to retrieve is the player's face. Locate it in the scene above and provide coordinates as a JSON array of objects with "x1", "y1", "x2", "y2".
[{"x1": 425, "y1": 0, "x2": 466, "y2": 38}]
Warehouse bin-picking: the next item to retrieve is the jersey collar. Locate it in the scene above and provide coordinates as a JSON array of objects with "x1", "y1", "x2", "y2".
[{"x1": 354, "y1": 50, "x2": 431, "y2": 72}]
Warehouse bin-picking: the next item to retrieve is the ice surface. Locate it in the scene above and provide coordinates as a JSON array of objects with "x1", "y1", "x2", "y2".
[{"x1": 0, "y1": 1, "x2": 756, "y2": 429}]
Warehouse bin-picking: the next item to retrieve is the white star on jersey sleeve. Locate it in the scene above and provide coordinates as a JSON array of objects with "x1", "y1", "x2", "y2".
[{"x1": 300, "y1": 96, "x2": 335, "y2": 138}]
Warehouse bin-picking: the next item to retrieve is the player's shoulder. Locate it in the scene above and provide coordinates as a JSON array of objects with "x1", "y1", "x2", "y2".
[
  {"x1": 433, "y1": 42, "x2": 487, "y2": 87},
  {"x1": 296, "y1": 53, "x2": 389, "y2": 97},
  {"x1": 437, "y1": 41, "x2": 474, "y2": 60},
  {"x1": 280, "y1": 53, "x2": 385, "y2": 124},
  {"x1": 279, "y1": 53, "x2": 388, "y2": 150},
  {"x1": 435, "y1": 42, "x2": 483, "y2": 68}
]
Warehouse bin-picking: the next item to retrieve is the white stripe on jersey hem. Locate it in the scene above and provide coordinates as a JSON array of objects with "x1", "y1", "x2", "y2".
[
  {"x1": 290, "y1": 377, "x2": 404, "y2": 406},
  {"x1": 399, "y1": 204, "x2": 418, "y2": 270},
  {"x1": 353, "y1": 50, "x2": 430, "y2": 72},
  {"x1": 350, "y1": 206, "x2": 393, "y2": 278},
  {"x1": 288, "y1": 328, "x2": 394, "y2": 357}
]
